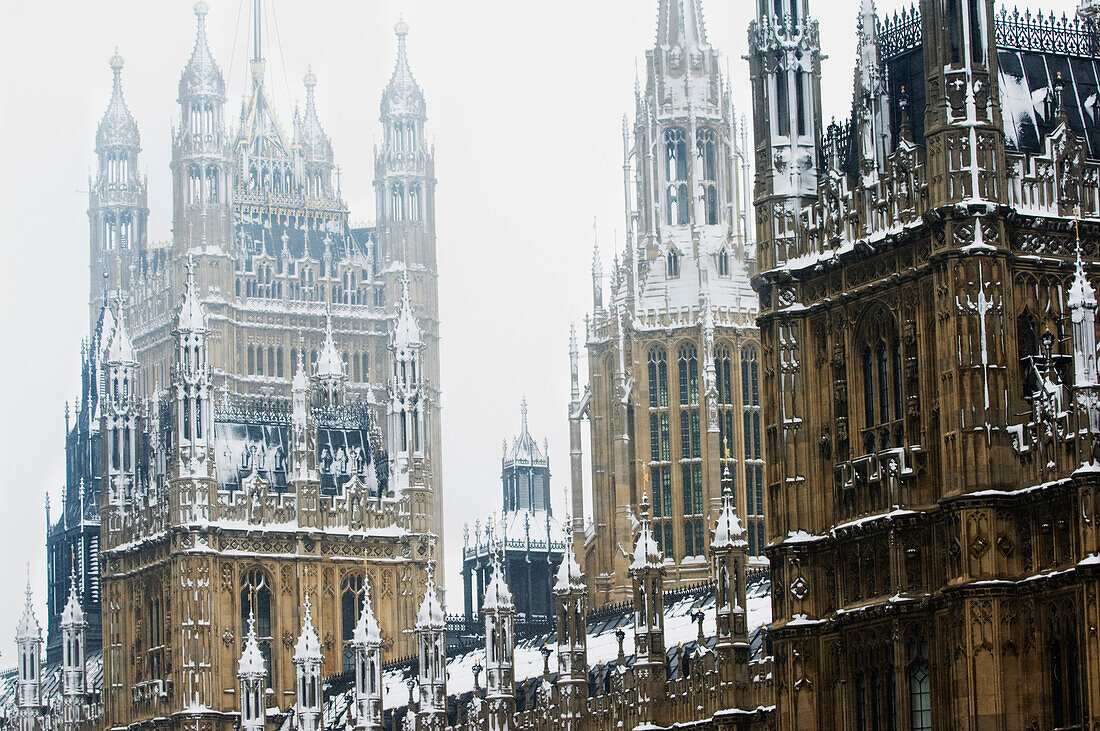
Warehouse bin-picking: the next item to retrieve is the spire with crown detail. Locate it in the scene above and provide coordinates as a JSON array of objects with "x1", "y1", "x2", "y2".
[
  {"x1": 97, "y1": 50, "x2": 139, "y2": 151},
  {"x1": 178, "y1": 255, "x2": 206, "y2": 333},
  {"x1": 381, "y1": 17, "x2": 425, "y2": 120},
  {"x1": 106, "y1": 289, "x2": 136, "y2": 366},
  {"x1": 393, "y1": 270, "x2": 422, "y2": 348},
  {"x1": 180, "y1": 1, "x2": 226, "y2": 101},
  {"x1": 631, "y1": 492, "x2": 664, "y2": 570},
  {"x1": 297, "y1": 67, "x2": 333, "y2": 164}
]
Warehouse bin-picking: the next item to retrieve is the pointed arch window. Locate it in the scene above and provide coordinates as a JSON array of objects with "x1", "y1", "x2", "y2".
[
  {"x1": 667, "y1": 249, "x2": 681, "y2": 279},
  {"x1": 907, "y1": 638, "x2": 932, "y2": 731},
  {"x1": 665, "y1": 127, "x2": 689, "y2": 225},
  {"x1": 409, "y1": 184, "x2": 422, "y2": 222},
  {"x1": 391, "y1": 183, "x2": 405, "y2": 222},
  {"x1": 718, "y1": 248, "x2": 730, "y2": 277},
  {"x1": 341, "y1": 574, "x2": 365, "y2": 672},
  {"x1": 697, "y1": 128, "x2": 719, "y2": 224},
  {"x1": 240, "y1": 569, "x2": 274, "y2": 687},
  {"x1": 857, "y1": 309, "x2": 904, "y2": 453}
]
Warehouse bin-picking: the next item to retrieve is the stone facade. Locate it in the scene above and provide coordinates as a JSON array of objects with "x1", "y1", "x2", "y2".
[{"x1": 750, "y1": 0, "x2": 1100, "y2": 727}]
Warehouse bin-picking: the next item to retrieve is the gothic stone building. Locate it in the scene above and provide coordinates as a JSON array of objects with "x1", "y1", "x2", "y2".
[
  {"x1": 46, "y1": 1, "x2": 445, "y2": 663},
  {"x1": 750, "y1": 0, "x2": 1100, "y2": 727},
  {"x1": 571, "y1": 0, "x2": 764, "y2": 608}
]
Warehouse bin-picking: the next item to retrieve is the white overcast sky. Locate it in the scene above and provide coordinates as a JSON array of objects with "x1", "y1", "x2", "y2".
[{"x1": 0, "y1": 0, "x2": 1079, "y2": 660}]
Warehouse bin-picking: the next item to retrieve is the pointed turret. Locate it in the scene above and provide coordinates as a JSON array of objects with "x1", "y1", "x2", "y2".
[
  {"x1": 351, "y1": 580, "x2": 383, "y2": 731},
  {"x1": 414, "y1": 564, "x2": 448, "y2": 731},
  {"x1": 630, "y1": 492, "x2": 667, "y2": 725},
  {"x1": 313, "y1": 310, "x2": 347, "y2": 407},
  {"x1": 90, "y1": 50, "x2": 148, "y2": 318},
  {"x1": 179, "y1": 1, "x2": 226, "y2": 102},
  {"x1": 381, "y1": 18, "x2": 425, "y2": 121},
  {"x1": 482, "y1": 551, "x2": 516, "y2": 731},
  {"x1": 104, "y1": 289, "x2": 139, "y2": 509},
  {"x1": 16, "y1": 580, "x2": 43, "y2": 712},
  {"x1": 293, "y1": 596, "x2": 323, "y2": 731},
  {"x1": 173, "y1": 256, "x2": 213, "y2": 478},
  {"x1": 388, "y1": 270, "x2": 427, "y2": 489},
  {"x1": 97, "y1": 51, "x2": 140, "y2": 154},
  {"x1": 238, "y1": 612, "x2": 267, "y2": 731},
  {"x1": 552, "y1": 528, "x2": 587, "y2": 731},
  {"x1": 297, "y1": 67, "x2": 334, "y2": 165},
  {"x1": 710, "y1": 478, "x2": 749, "y2": 703}
]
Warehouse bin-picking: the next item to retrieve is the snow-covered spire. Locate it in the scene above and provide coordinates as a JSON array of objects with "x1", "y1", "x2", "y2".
[
  {"x1": 591, "y1": 232, "x2": 603, "y2": 311},
  {"x1": 294, "y1": 595, "x2": 323, "y2": 661},
  {"x1": 656, "y1": 0, "x2": 708, "y2": 50},
  {"x1": 16, "y1": 577, "x2": 42, "y2": 711},
  {"x1": 297, "y1": 67, "x2": 333, "y2": 164},
  {"x1": 97, "y1": 50, "x2": 139, "y2": 151},
  {"x1": 351, "y1": 579, "x2": 384, "y2": 731},
  {"x1": 415, "y1": 561, "x2": 448, "y2": 730},
  {"x1": 630, "y1": 492, "x2": 664, "y2": 570},
  {"x1": 238, "y1": 611, "x2": 266, "y2": 679},
  {"x1": 60, "y1": 565, "x2": 87, "y2": 698},
  {"x1": 238, "y1": 610, "x2": 267, "y2": 731},
  {"x1": 416, "y1": 563, "x2": 445, "y2": 629},
  {"x1": 60, "y1": 565, "x2": 85, "y2": 630},
  {"x1": 178, "y1": 255, "x2": 206, "y2": 333},
  {"x1": 711, "y1": 484, "x2": 746, "y2": 549},
  {"x1": 106, "y1": 288, "x2": 136, "y2": 365},
  {"x1": 505, "y1": 397, "x2": 549, "y2": 470},
  {"x1": 482, "y1": 548, "x2": 516, "y2": 729},
  {"x1": 294, "y1": 595, "x2": 323, "y2": 731},
  {"x1": 1070, "y1": 224, "x2": 1098, "y2": 387},
  {"x1": 554, "y1": 521, "x2": 585, "y2": 594},
  {"x1": 313, "y1": 308, "x2": 347, "y2": 408},
  {"x1": 482, "y1": 548, "x2": 514, "y2": 611},
  {"x1": 17, "y1": 578, "x2": 41, "y2": 642},
  {"x1": 315, "y1": 309, "x2": 345, "y2": 379},
  {"x1": 179, "y1": 1, "x2": 226, "y2": 101},
  {"x1": 393, "y1": 270, "x2": 422, "y2": 347},
  {"x1": 381, "y1": 16, "x2": 425, "y2": 121}
]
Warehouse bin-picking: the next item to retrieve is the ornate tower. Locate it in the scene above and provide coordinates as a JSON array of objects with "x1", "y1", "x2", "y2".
[
  {"x1": 576, "y1": 0, "x2": 761, "y2": 607},
  {"x1": 60, "y1": 569, "x2": 88, "y2": 701},
  {"x1": 747, "y1": 0, "x2": 824, "y2": 272},
  {"x1": 103, "y1": 290, "x2": 139, "y2": 510},
  {"x1": 171, "y1": 1, "x2": 232, "y2": 288},
  {"x1": 15, "y1": 581, "x2": 43, "y2": 731},
  {"x1": 237, "y1": 613, "x2": 266, "y2": 731},
  {"x1": 481, "y1": 552, "x2": 516, "y2": 731},
  {"x1": 293, "y1": 597, "x2": 324, "y2": 731},
  {"x1": 88, "y1": 51, "x2": 147, "y2": 330},
  {"x1": 350, "y1": 581, "x2": 384, "y2": 731},
  {"x1": 413, "y1": 568, "x2": 447, "y2": 731},
  {"x1": 710, "y1": 475, "x2": 749, "y2": 697},
  {"x1": 552, "y1": 539, "x2": 587, "y2": 731},
  {"x1": 629, "y1": 494, "x2": 667, "y2": 726},
  {"x1": 375, "y1": 19, "x2": 444, "y2": 573}
]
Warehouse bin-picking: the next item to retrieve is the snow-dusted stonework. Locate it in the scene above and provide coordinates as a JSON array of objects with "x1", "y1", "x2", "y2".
[{"x1": 750, "y1": 0, "x2": 1100, "y2": 728}]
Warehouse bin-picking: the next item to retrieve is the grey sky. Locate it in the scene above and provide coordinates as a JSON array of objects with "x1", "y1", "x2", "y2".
[{"x1": 0, "y1": 0, "x2": 1079, "y2": 661}]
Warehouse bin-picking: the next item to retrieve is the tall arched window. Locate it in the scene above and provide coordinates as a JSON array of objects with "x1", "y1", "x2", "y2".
[
  {"x1": 240, "y1": 570, "x2": 274, "y2": 687},
  {"x1": 741, "y1": 344, "x2": 763, "y2": 551},
  {"x1": 907, "y1": 637, "x2": 931, "y2": 731},
  {"x1": 718, "y1": 248, "x2": 730, "y2": 277},
  {"x1": 664, "y1": 128, "x2": 689, "y2": 225},
  {"x1": 697, "y1": 128, "x2": 718, "y2": 225},
  {"x1": 667, "y1": 249, "x2": 681, "y2": 278},
  {"x1": 409, "y1": 184, "x2": 421, "y2": 222},
  {"x1": 1016, "y1": 312, "x2": 1038, "y2": 397},
  {"x1": 856, "y1": 308, "x2": 903, "y2": 453},
  {"x1": 341, "y1": 574, "x2": 366, "y2": 672},
  {"x1": 391, "y1": 183, "x2": 405, "y2": 222},
  {"x1": 247, "y1": 346, "x2": 255, "y2": 375}
]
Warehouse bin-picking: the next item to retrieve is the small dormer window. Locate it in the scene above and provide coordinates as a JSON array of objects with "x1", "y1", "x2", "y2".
[
  {"x1": 667, "y1": 249, "x2": 681, "y2": 278},
  {"x1": 718, "y1": 249, "x2": 730, "y2": 277}
]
